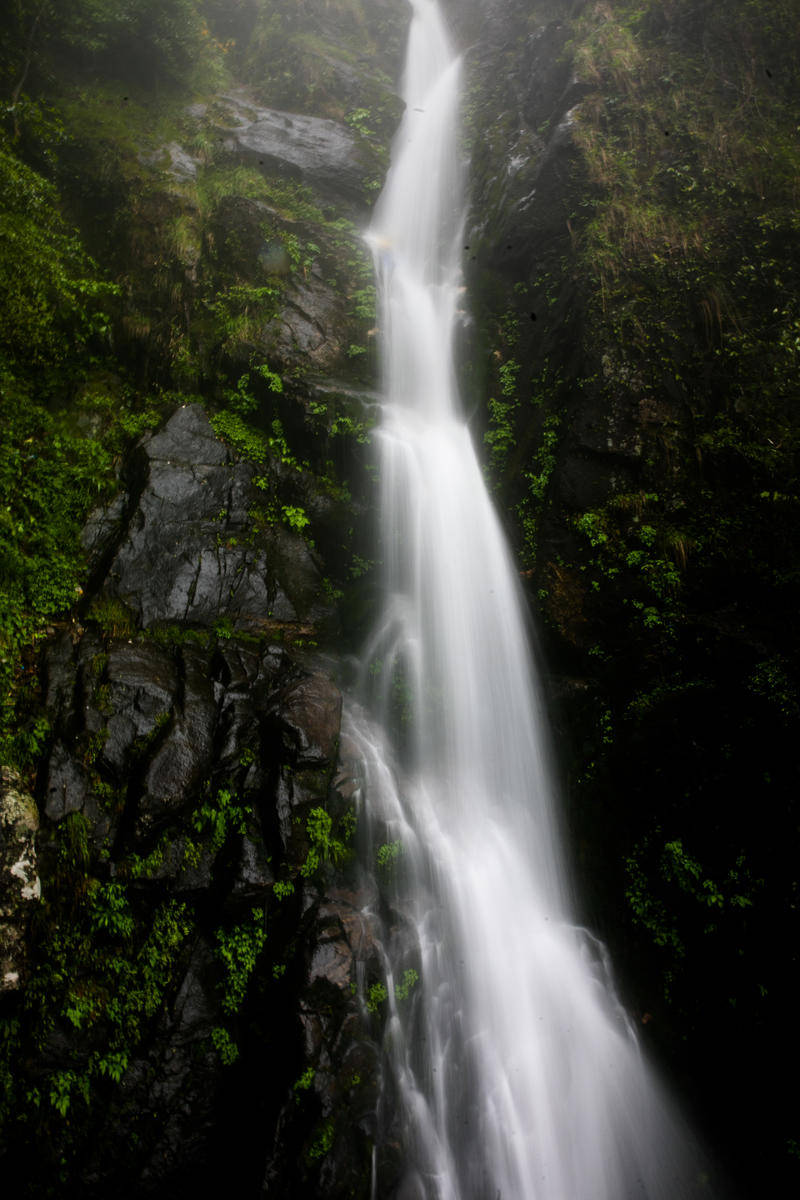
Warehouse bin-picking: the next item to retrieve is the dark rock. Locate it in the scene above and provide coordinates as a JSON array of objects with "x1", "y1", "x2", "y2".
[
  {"x1": 163, "y1": 142, "x2": 200, "y2": 180},
  {"x1": 264, "y1": 883, "x2": 382, "y2": 1197},
  {"x1": 81, "y1": 492, "x2": 128, "y2": 565},
  {"x1": 100, "y1": 641, "x2": 178, "y2": 776},
  {"x1": 277, "y1": 673, "x2": 343, "y2": 766},
  {"x1": 100, "y1": 404, "x2": 323, "y2": 630},
  {"x1": 133, "y1": 940, "x2": 220, "y2": 1191},
  {"x1": 139, "y1": 141, "x2": 201, "y2": 181},
  {"x1": 213, "y1": 641, "x2": 264, "y2": 693},
  {"x1": 133, "y1": 835, "x2": 217, "y2": 892},
  {"x1": 146, "y1": 401, "x2": 228, "y2": 467},
  {"x1": 232, "y1": 834, "x2": 275, "y2": 897},
  {"x1": 268, "y1": 274, "x2": 348, "y2": 371},
  {"x1": 274, "y1": 768, "x2": 298, "y2": 852},
  {"x1": 137, "y1": 646, "x2": 217, "y2": 835},
  {"x1": 265, "y1": 525, "x2": 330, "y2": 622},
  {"x1": 43, "y1": 632, "x2": 80, "y2": 723},
  {"x1": 138, "y1": 716, "x2": 208, "y2": 834},
  {"x1": 206, "y1": 195, "x2": 350, "y2": 371},
  {"x1": 208, "y1": 194, "x2": 280, "y2": 277},
  {"x1": 43, "y1": 741, "x2": 90, "y2": 821},
  {"x1": 310, "y1": 889, "x2": 380, "y2": 993},
  {"x1": 169, "y1": 938, "x2": 219, "y2": 1044}
]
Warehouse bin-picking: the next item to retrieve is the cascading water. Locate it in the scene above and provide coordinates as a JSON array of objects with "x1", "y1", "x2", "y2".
[{"x1": 350, "y1": 2, "x2": 712, "y2": 1196}]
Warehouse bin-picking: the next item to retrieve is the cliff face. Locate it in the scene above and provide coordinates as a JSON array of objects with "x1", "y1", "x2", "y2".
[
  {"x1": 0, "y1": 3, "x2": 403, "y2": 1195},
  {"x1": 455, "y1": 0, "x2": 800, "y2": 1193},
  {"x1": 1, "y1": 0, "x2": 798, "y2": 1196}
]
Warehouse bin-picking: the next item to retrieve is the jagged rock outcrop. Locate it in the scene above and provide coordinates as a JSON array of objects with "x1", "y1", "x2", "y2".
[{"x1": 83, "y1": 404, "x2": 328, "y2": 631}]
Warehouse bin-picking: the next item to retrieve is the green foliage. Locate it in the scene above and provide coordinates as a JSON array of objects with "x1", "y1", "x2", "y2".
[
  {"x1": 3, "y1": 0, "x2": 228, "y2": 96},
  {"x1": 365, "y1": 982, "x2": 387, "y2": 1014},
  {"x1": 748, "y1": 658, "x2": 799, "y2": 720},
  {"x1": 300, "y1": 805, "x2": 351, "y2": 878},
  {"x1": 191, "y1": 787, "x2": 250, "y2": 852},
  {"x1": 0, "y1": 387, "x2": 117, "y2": 762},
  {"x1": 206, "y1": 283, "x2": 281, "y2": 352},
  {"x1": 280, "y1": 505, "x2": 308, "y2": 532},
  {"x1": 292, "y1": 1065, "x2": 315, "y2": 1094},
  {"x1": 484, "y1": 394, "x2": 519, "y2": 475},
  {"x1": 376, "y1": 840, "x2": 403, "y2": 871},
  {"x1": 87, "y1": 880, "x2": 135, "y2": 940},
  {"x1": 1, "y1": 813, "x2": 195, "y2": 1153},
  {"x1": 0, "y1": 123, "x2": 168, "y2": 768},
  {"x1": 625, "y1": 834, "x2": 764, "y2": 999},
  {"x1": 344, "y1": 108, "x2": 376, "y2": 139},
  {"x1": 349, "y1": 283, "x2": 377, "y2": 322},
  {"x1": 394, "y1": 968, "x2": 419, "y2": 1002},
  {"x1": 210, "y1": 1026, "x2": 239, "y2": 1066},
  {"x1": 86, "y1": 596, "x2": 135, "y2": 638},
  {"x1": 0, "y1": 142, "x2": 118, "y2": 375},
  {"x1": 48, "y1": 1070, "x2": 89, "y2": 1119},
  {"x1": 516, "y1": 411, "x2": 561, "y2": 568},
  {"x1": 210, "y1": 410, "x2": 268, "y2": 463},
  {"x1": 214, "y1": 907, "x2": 267, "y2": 1014},
  {"x1": 482, "y1": 344, "x2": 564, "y2": 568},
  {"x1": 308, "y1": 1118, "x2": 334, "y2": 1160},
  {"x1": 571, "y1": 493, "x2": 688, "y2": 645},
  {"x1": 223, "y1": 369, "x2": 281, "y2": 417}
]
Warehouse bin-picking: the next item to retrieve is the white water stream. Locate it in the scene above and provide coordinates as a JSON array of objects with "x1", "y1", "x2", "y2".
[{"x1": 349, "y1": 2, "x2": 710, "y2": 1196}]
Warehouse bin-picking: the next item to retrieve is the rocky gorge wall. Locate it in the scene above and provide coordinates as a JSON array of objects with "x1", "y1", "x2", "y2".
[
  {"x1": 454, "y1": 1, "x2": 800, "y2": 1194},
  {"x1": 2, "y1": 404, "x2": 388, "y2": 1198},
  {"x1": 1, "y1": 2, "x2": 406, "y2": 1194},
  {"x1": 1, "y1": 1, "x2": 798, "y2": 1196}
]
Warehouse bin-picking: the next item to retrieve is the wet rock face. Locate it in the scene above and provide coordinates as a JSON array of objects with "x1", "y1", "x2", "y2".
[
  {"x1": 3, "y1": 404, "x2": 383, "y2": 1199},
  {"x1": 85, "y1": 404, "x2": 329, "y2": 631},
  {"x1": 224, "y1": 97, "x2": 370, "y2": 205},
  {"x1": 27, "y1": 617, "x2": 380, "y2": 1197},
  {"x1": 0, "y1": 767, "x2": 40, "y2": 992}
]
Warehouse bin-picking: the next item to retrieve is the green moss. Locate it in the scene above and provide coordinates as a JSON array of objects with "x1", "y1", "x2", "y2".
[
  {"x1": 308, "y1": 1117, "x2": 334, "y2": 1161},
  {"x1": 86, "y1": 596, "x2": 136, "y2": 639}
]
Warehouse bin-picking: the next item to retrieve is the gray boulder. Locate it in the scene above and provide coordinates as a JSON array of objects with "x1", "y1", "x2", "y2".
[
  {"x1": 222, "y1": 94, "x2": 370, "y2": 204},
  {"x1": 97, "y1": 404, "x2": 321, "y2": 630}
]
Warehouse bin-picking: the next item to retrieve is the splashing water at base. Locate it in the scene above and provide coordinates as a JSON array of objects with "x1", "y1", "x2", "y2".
[{"x1": 352, "y1": 2, "x2": 714, "y2": 1197}]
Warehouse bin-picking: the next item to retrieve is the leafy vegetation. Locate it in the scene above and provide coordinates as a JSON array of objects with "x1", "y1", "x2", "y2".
[
  {"x1": 0, "y1": 807, "x2": 194, "y2": 1177},
  {"x1": 300, "y1": 804, "x2": 354, "y2": 878},
  {"x1": 215, "y1": 907, "x2": 267, "y2": 1014},
  {"x1": 0, "y1": 131, "x2": 169, "y2": 765}
]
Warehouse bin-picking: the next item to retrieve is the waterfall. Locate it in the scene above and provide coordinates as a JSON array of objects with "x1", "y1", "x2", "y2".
[{"x1": 349, "y1": 2, "x2": 712, "y2": 1196}]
